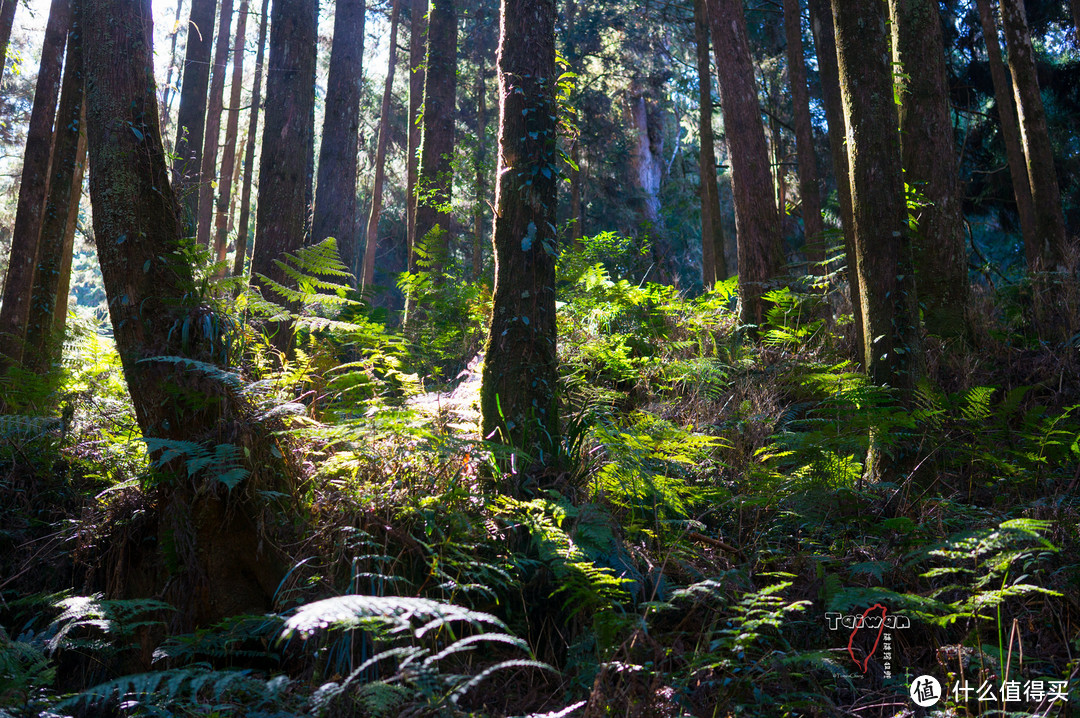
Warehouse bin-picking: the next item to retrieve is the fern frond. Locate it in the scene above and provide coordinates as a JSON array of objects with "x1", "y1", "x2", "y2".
[
  {"x1": 55, "y1": 667, "x2": 268, "y2": 712},
  {"x1": 140, "y1": 439, "x2": 250, "y2": 489},
  {"x1": 423, "y1": 632, "x2": 529, "y2": 665},
  {"x1": 137, "y1": 355, "x2": 245, "y2": 389},
  {"x1": 47, "y1": 595, "x2": 173, "y2": 655},
  {"x1": 449, "y1": 659, "x2": 554, "y2": 702},
  {"x1": 281, "y1": 595, "x2": 509, "y2": 639},
  {"x1": 0, "y1": 414, "x2": 62, "y2": 441}
]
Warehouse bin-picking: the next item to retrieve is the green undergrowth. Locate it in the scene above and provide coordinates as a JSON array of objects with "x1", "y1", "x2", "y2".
[{"x1": 2, "y1": 234, "x2": 1080, "y2": 716}]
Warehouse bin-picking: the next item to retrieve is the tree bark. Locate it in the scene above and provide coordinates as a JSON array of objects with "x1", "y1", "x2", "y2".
[
  {"x1": 80, "y1": 0, "x2": 287, "y2": 627},
  {"x1": 974, "y1": 0, "x2": 1036, "y2": 262},
  {"x1": 51, "y1": 116, "x2": 87, "y2": 335},
  {"x1": 82, "y1": 0, "x2": 193, "y2": 432},
  {"x1": 412, "y1": 0, "x2": 457, "y2": 271},
  {"x1": 628, "y1": 89, "x2": 672, "y2": 284},
  {"x1": 705, "y1": 0, "x2": 782, "y2": 327},
  {"x1": 769, "y1": 112, "x2": 785, "y2": 232},
  {"x1": 0, "y1": 0, "x2": 70, "y2": 367},
  {"x1": 472, "y1": 60, "x2": 487, "y2": 280},
  {"x1": 0, "y1": 0, "x2": 20, "y2": 90},
  {"x1": 1070, "y1": 0, "x2": 1080, "y2": 48},
  {"x1": 361, "y1": 0, "x2": 401, "y2": 290},
  {"x1": 25, "y1": 16, "x2": 85, "y2": 373},
  {"x1": 172, "y1": 0, "x2": 216, "y2": 237},
  {"x1": 406, "y1": 0, "x2": 427, "y2": 259},
  {"x1": 999, "y1": 0, "x2": 1067, "y2": 271},
  {"x1": 695, "y1": 0, "x2": 726, "y2": 287},
  {"x1": 480, "y1": 0, "x2": 559, "y2": 474},
  {"x1": 213, "y1": 0, "x2": 248, "y2": 271},
  {"x1": 232, "y1": 0, "x2": 269, "y2": 278},
  {"x1": 226, "y1": 132, "x2": 244, "y2": 233},
  {"x1": 253, "y1": 0, "x2": 317, "y2": 308},
  {"x1": 160, "y1": 0, "x2": 185, "y2": 139},
  {"x1": 313, "y1": 0, "x2": 366, "y2": 279},
  {"x1": 783, "y1": 0, "x2": 824, "y2": 273},
  {"x1": 890, "y1": 0, "x2": 969, "y2": 338},
  {"x1": 831, "y1": 0, "x2": 920, "y2": 390},
  {"x1": 195, "y1": 0, "x2": 235, "y2": 248},
  {"x1": 565, "y1": 0, "x2": 583, "y2": 246},
  {"x1": 807, "y1": 0, "x2": 862, "y2": 355},
  {"x1": 629, "y1": 93, "x2": 662, "y2": 230}
]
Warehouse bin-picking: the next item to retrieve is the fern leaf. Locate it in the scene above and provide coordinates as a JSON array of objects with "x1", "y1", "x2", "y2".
[
  {"x1": 449, "y1": 659, "x2": 555, "y2": 703},
  {"x1": 423, "y1": 632, "x2": 529, "y2": 665},
  {"x1": 281, "y1": 595, "x2": 509, "y2": 639}
]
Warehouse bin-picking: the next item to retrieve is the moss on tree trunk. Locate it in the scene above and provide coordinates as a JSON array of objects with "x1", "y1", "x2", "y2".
[
  {"x1": 808, "y1": 0, "x2": 864, "y2": 359},
  {"x1": 890, "y1": 0, "x2": 969, "y2": 338},
  {"x1": 412, "y1": 0, "x2": 457, "y2": 272}
]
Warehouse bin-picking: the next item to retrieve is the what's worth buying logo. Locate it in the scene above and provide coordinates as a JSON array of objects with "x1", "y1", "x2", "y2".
[{"x1": 825, "y1": 604, "x2": 911, "y2": 673}]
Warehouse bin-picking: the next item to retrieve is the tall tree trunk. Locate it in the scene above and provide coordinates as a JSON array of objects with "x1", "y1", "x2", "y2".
[
  {"x1": 705, "y1": 0, "x2": 782, "y2": 327},
  {"x1": 783, "y1": 0, "x2": 824, "y2": 273},
  {"x1": 472, "y1": 61, "x2": 486, "y2": 280},
  {"x1": 1070, "y1": 0, "x2": 1080, "y2": 48},
  {"x1": 233, "y1": 0, "x2": 269, "y2": 278},
  {"x1": 628, "y1": 89, "x2": 672, "y2": 284},
  {"x1": 807, "y1": 0, "x2": 863, "y2": 355},
  {"x1": 361, "y1": 0, "x2": 401, "y2": 290},
  {"x1": 412, "y1": 0, "x2": 457, "y2": 271},
  {"x1": 0, "y1": 0, "x2": 70, "y2": 367},
  {"x1": 51, "y1": 116, "x2": 87, "y2": 334},
  {"x1": 406, "y1": 0, "x2": 427, "y2": 259},
  {"x1": 313, "y1": 0, "x2": 366, "y2": 278},
  {"x1": 253, "y1": 0, "x2": 316, "y2": 324},
  {"x1": 25, "y1": 15, "x2": 85, "y2": 373},
  {"x1": 695, "y1": 0, "x2": 726, "y2": 287},
  {"x1": 769, "y1": 113, "x2": 785, "y2": 227},
  {"x1": 480, "y1": 0, "x2": 559, "y2": 474},
  {"x1": 0, "y1": 0, "x2": 20, "y2": 89},
  {"x1": 213, "y1": 0, "x2": 249, "y2": 271},
  {"x1": 172, "y1": 0, "x2": 216, "y2": 237},
  {"x1": 305, "y1": 0, "x2": 316, "y2": 230},
  {"x1": 831, "y1": 0, "x2": 919, "y2": 390},
  {"x1": 226, "y1": 134, "x2": 244, "y2": 233},
  {"x1": 83, "y1": 0, "x2": 186, "y2": 433},
  {"x1": 565, "y1": 0, "x2": 583, "y2": 245},
  {"x1": 80, "y1": 0, "x2": 288, "y2": 628},
  {"x1": 890, "y1": 0, "x2": 969, "y2": 338},
  {"x1": 630, "y1": 95, "x2": 663, "y2": 225},
  {"x1": 974, "y1": 0, "x2": 1036, "y2": 260},
  {"x1": 999, "y1": 0, "x2": 1067, "y2": 271},
  {"x1": 160, "y1": 0, "x2": 185, "y2": 139},
  {"x1": 195, "y1": 0, "x2": 235, "y2": 248}
]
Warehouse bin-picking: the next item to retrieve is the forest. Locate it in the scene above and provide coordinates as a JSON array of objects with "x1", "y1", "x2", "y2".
[{"x1": 0, "y1": 0, "x2": 1078, "y2": 712}]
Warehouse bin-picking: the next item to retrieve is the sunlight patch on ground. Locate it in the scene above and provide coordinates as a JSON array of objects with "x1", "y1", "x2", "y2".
[{"x1": 406, "y1": 353, "x2": 483, "y2": 437}]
